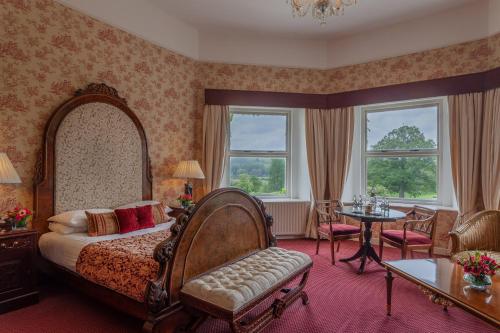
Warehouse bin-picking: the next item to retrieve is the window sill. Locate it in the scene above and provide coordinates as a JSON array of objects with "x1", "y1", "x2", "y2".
[
  {"x1": 343, "y1": 201, "x2": 457, "y2": 212},
  {"x1": 260, "y1": 198, "x2": 310, "y2": 203}
]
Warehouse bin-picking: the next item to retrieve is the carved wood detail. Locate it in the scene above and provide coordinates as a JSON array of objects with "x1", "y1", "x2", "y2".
[
  {"x1": 75, "y1": 83, "x2": 127, "y2": 104},
  {"x1": 0, "y1": 236, "x2": 32, "y2": 252},
  {"x1": 33, "y1": 149, "x2": 44, "y2": 186},
  {"x1": 253, "y1": 196, "x2": 277, "y2": 247},
  {"x1": 146, "y1": 212, "x2": 190, "y2": 314}
]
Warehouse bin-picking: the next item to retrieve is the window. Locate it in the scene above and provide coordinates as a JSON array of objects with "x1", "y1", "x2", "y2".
[
  {"x1": 361, "y1": 100, "x2": 443, "y2": 203},
  {"x1": 227, "y1": 108, "x2": 291, "y2": 197}
]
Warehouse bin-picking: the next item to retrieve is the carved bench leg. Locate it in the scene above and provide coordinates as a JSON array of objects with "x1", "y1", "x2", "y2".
[{"x1": 230, "y1": 269, "x2": 311, "y2": 333}]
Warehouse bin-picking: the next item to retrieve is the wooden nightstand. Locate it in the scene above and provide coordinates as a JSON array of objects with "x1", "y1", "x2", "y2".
[{"x1": 0, "y1": 229, "x2": 38, "y2": 313}]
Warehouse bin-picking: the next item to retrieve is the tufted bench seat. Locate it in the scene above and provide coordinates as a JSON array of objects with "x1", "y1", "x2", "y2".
[{"x1": 180, "y1": 247, "x2": 312, "y2": 332}]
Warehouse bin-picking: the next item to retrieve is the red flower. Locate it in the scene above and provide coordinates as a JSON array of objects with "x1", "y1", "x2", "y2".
[{"x1": 458, "y1": 252, "x2": 498, "y2": 277}]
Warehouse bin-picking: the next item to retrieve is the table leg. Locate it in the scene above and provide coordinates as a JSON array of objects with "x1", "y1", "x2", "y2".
[
  {"x1": 340, "y1": 220, "x2": 385, "y2": 273},
  {"x1": 386, "y1": 270, "x2": 393, "y2": 316}
]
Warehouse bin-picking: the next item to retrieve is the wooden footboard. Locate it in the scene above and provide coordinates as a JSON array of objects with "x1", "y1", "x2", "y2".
[{"x1": 144, "y1": 188, "x2": 277, "y2": 332}]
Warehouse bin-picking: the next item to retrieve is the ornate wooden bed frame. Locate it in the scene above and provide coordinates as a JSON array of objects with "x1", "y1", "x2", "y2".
[{"x1": 33, "y1": 84, "x2": 277, "y2": 333}]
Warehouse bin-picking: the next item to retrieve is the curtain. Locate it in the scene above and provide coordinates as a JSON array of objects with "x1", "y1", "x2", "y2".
[
  {"x1": 201, "y1": 105, "x2": 229, "y2": 195},
  {"x1": 448, "y1": 92, "x2": 484, "y2": 228},
  {"x1": 481, "y1": 88, "x2": 500, "y2": 210},
  {"x1": 304, "y1": 107, "x2": 354, "y2": 238}
]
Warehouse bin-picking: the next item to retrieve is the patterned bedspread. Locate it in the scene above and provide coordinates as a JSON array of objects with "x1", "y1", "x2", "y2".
[{"x1": 75, "y1": 230, "x2": 171, "y2": 302}]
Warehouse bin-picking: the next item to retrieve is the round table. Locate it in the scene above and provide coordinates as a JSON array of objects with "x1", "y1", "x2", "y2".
[{"x1": 336, "y1": 207, "x2": 406, "y2": 274}]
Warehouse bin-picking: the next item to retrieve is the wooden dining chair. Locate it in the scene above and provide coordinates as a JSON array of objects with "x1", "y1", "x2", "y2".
[
  {"x1": 315, "y1": 200, "x2": 362, "y2": 265},
  {"x1": 379, "y1": 206, "x2": 438, "y2": 260}
]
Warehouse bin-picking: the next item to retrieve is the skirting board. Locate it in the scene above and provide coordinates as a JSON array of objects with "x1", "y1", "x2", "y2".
[{"x1": 276, "y1": 235, "x2": 451, "y2": 256}]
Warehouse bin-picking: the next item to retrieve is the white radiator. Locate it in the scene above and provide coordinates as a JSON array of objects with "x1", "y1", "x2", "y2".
[{"x1": 263, "y1": 200, "x2": 310, "y2": 238}]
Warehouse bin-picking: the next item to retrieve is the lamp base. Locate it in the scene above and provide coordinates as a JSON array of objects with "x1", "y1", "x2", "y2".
[{"x1": 184, "y1": 183, "x2": 193, "y2": 196}]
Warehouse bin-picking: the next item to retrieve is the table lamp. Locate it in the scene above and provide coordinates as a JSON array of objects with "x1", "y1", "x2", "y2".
[
  {"x1": 173, "y1": 160, "x2": 205, "y2": 196},
  {"x1": 0, "y1": 153, "x2": 21, "y2": 184},
  {"x1": 0, "y1": 153, "x2": 21, "y2": 232}
]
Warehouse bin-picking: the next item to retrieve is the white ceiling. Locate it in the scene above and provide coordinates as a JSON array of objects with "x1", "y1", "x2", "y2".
[{"x1": 149, "y1": 0, "x2": 476, "y2": 39}]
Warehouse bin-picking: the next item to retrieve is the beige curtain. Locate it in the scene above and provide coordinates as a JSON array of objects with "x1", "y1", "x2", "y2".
[
  {"x1": 201, "y1": 105, "x2": 229, "y2": 195},
  {"x1": 304, "y1": 107, "x2": 354, "y2": 238},
  {"x1": 481, "y1": 88, "x2": 500, "y2": 210},
  {"x1": 448, "y1": 92, "x2": 484, "y2": 228}
]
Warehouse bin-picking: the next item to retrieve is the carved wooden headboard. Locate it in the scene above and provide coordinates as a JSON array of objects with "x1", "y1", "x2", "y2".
[{"x1": 33, "y1": 83, "x2": 153, "y2": 234}]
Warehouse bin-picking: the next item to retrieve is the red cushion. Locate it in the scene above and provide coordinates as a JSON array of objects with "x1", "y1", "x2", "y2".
[
  {"x1": 381, "y1": 230, "x2": 432, "y2": 245},
  {"x1": 136, "y1": 205, "x2": 155, "y2": 229},
  {"x1": 115, "y1": 208, "x2": 140, "y2": 234},
  {"x1": 319, "y1": 223, "x2": 360, "y2": 236}
]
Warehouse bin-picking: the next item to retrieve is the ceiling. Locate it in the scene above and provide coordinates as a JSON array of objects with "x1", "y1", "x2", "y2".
[{"x1": 150, "y1": 0, "x2": 477, "y2": 39}]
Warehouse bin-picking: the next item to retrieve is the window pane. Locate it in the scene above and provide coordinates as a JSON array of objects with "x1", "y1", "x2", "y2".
[
  {"x1": 367, "y1": 156, "x2": 437, "y2": 200},
  {"x1": 229, "y1": 157, "x2": 286, "y2": 196},
  {"x1": 366, "y1": 106, "x2": 438, "y2": 151},
  {"x1": 230, "y1": 113, "x2": 287, "y2": 151}
]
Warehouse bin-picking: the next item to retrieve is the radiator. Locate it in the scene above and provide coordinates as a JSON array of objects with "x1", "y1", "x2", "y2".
[{"x1": 263, "y1": 201, "x2": 310, "y2": 238}]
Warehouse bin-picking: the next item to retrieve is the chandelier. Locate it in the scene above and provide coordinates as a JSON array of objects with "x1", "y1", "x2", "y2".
[{"x1": 287, "y1": 0, "x2": 357, "y2": 25}]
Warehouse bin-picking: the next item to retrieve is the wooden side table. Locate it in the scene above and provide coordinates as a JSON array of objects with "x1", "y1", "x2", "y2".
[{"x1": 0, "y1": 229, "x2": 39, "y2": 313}]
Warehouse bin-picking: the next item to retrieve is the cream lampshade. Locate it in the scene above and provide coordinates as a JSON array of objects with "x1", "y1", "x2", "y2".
[
  {"x1": 173, "y1": 160, "x2": 205, "y2": 196},
  {"x1": 0, "y1": 153, "x2": 21, "y2": 184}
]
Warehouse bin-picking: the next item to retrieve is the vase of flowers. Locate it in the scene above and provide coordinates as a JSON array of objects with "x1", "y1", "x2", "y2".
[
  {"x1": 458, "y1": 252, "x2": 498, "y2": 291},
  {"x1": 177, "y1": 194, "x2": 193, "y2": 209},
  {"x1": 6, "y1": 207, "x2": 33, "y2": 229}
]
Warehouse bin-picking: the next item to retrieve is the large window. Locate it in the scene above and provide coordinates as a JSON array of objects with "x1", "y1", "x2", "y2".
[
  {"x1": 227, "y1": 108, "x2": 291, "y2": 197},
  {"x1": 362, "y1": 100, "x2": 442, "y2": 202}
]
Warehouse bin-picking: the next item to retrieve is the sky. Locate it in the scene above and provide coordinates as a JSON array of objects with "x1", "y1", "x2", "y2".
[
  {"x1": 230, "y1": 113, "x2": 287, "y2": 151},
  {"x1": 366, "y1": 106, "x2": 438, "y2": 149},
  {"x1": 229, "y1": 106, "x2": 438, "y2": 152}
]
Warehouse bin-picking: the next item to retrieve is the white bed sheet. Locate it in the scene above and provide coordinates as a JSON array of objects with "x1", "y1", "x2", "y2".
[{"x1": 39, "y1": 221, "x2": 174, "y2": 272}]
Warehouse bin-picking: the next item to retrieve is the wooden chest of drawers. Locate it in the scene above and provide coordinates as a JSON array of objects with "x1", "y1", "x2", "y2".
[{"x1": 0, "y1": 229, "x2": 38, "y2": 313}]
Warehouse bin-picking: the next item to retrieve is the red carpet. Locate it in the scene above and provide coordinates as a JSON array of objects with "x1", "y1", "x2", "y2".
[{"x1": 1, "y1": 239, "x2": 497, "y2": 333}]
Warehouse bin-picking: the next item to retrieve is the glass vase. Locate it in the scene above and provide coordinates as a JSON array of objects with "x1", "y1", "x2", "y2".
[{"x1": 463, "y1": 273, "x2": 492, "y2": 291}]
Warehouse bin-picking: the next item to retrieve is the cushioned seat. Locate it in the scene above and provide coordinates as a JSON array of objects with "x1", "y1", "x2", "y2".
[
  {"x1": 381, "y1": 230, "x2": 432, "y2": 245},
  {"x1": 319, "y1": 223, "x2": 361, "y2": 236},
  {"x1": 181, "y1": 247, "x2": 312, "y2": 312}
]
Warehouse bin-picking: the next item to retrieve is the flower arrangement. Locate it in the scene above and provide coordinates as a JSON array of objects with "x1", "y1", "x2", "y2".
[
  {"x1": 177, "y1": 194, "x2": 193, "y2": 209},
  {"x1": 458, "y1": 251, "x2": 498, "y2": 290},
  {"x1": 6, "y1": 207, "x2": 33, "y2": 229}
]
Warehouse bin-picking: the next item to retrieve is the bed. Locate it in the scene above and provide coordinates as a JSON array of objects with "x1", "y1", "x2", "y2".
[{"x1": 33, "y1": 83, "x2": 277, "y2": 333}]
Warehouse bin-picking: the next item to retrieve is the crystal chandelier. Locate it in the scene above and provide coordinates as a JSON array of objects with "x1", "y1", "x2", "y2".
[{"x1": 287, "y1": 0, "x2": 357, "y2": 25}]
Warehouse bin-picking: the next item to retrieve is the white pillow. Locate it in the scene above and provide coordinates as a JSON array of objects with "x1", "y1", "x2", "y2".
[
  {"x1": 116, "y1": 200, "x2": 173, "y2": 213},
  {"x1": 48, "y1": 223, "x2": 87, "y2": 234},
  {"x1": 47, "y1": 209, "x2": 113, "y2": 228}
]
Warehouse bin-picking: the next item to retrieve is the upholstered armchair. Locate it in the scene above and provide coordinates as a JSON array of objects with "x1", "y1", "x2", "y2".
[
  {"x1": 449, "y1": 210, "x2": 500, "y2": 262},
  {"x1": 315, "y1": 200, "x2": 362, "y2": 265},
  {"x1": 379, "y1": 206, "x2": 438, "y2": 260}
]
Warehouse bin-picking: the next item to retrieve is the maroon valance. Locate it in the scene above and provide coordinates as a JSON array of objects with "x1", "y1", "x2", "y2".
[{"x1": 205, "y1": 67, "x2": 500, "y2": 108}]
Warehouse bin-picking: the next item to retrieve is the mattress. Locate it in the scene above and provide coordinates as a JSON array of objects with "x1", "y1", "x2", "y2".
[{"x1": 39, "y1": 221, "x2": 174, "y2": 272}]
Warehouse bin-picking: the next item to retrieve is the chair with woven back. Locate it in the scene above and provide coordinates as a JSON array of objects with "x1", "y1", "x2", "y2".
[
  {"x1": 315, "y1": 200, "x2": 362, "y2": 265},
  {"x1": 449, "y1": 210, "x2": 500, "y2": 263},
  {"x1": 379, "y1": 206, "x2": 438, "y2": 259}
]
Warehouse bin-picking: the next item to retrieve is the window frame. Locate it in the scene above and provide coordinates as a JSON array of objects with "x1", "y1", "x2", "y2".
[
  {"x1": 360, "y1": 98, "x2": 444, "y2": 204},
  {"x1": 226, "y1": 106, "x2": 292, "y2": 198}
]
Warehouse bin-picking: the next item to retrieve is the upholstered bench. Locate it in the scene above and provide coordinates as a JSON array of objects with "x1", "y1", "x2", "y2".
[{"x1": 180, "y1": 247, "x2": 313, "y2": 333}]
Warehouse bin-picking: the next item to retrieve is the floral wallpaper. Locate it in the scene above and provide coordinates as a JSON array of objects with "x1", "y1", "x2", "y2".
[
  {"x1": 0, "y1": 0, "x2": 198, "y2": 210},
  {"x1": 0, "y1": 0, "x2": 498, "y2": 247},
  {"x1": 489, "y1": 32, "x2": 500, "y2": 69},
  {"x1": 197, "y1": 36, "x2": 494, "y2": 95}
]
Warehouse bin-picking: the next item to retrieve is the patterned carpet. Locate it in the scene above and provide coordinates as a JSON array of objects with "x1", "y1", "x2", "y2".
[{"x1": 1, "y1": 239, "x2": 497, "y2": 333}]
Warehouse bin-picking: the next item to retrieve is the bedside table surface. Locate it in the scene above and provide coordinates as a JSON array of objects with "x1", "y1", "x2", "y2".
[{"x1": 0, "y1": 229, "x2": 38, "y2": 237}]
